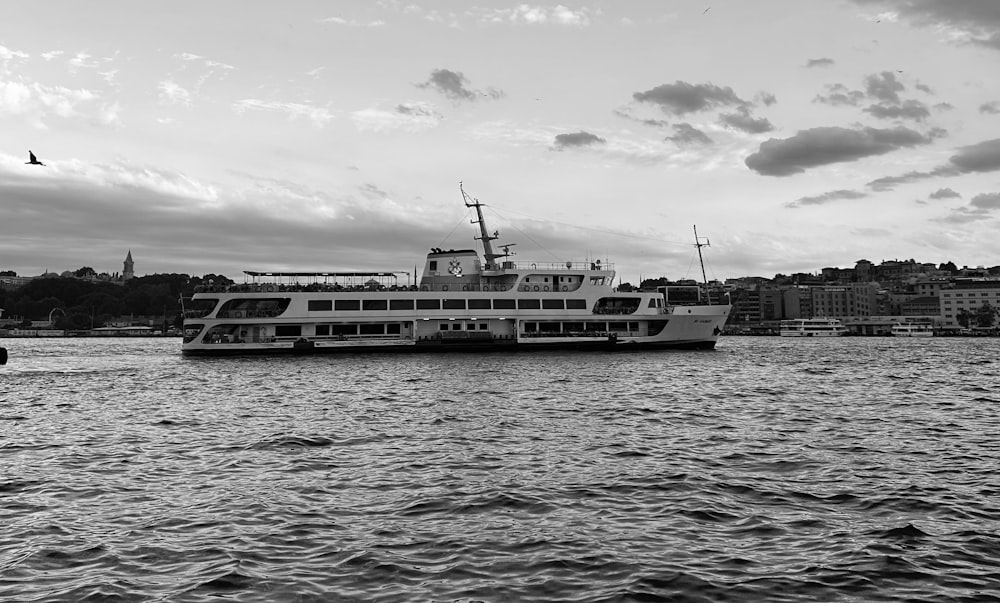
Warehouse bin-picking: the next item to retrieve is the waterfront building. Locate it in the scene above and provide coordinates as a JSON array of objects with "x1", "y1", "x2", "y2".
[{"x1": 940, "y1": 280, "x2": 1000, "y2": 327}]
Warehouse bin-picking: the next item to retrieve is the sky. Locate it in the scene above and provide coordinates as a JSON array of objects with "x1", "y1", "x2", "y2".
[{"x1": 2, "y1": 0, "x2": 1000, "y2": 286}]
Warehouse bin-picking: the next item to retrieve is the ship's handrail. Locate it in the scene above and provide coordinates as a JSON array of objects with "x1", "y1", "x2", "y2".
[{"x1": 494, "y1": 261, "x2": 615, "y2": 272}]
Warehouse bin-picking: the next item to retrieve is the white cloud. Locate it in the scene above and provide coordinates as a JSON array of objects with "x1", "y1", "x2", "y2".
[
  {"x1": 0, "y1": 44, "x2": 30, "y2": 62},
  {"x1": 318, "y1": 16, "x2": 387, "y2": 27},
  {"x1": 158, "y1": 80, "x2": 192, "y2": 107},
  {"x1": 0, "y1": 80, "x2": 98, "y2": 121},
  {"x1": 233, "y1": 99, "x2": 335, "y2": 126},
  {"x1": 68, "y1": 52, "x2": 99, "y2": 71},
  {"x1": 479, "y1": 4, "x2": 593, "y2": 26},
  {"x1": 351, "y1": 103, "x2": 443, "y2": 132}
]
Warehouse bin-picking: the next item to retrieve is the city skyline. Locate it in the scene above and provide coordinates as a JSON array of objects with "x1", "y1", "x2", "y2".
[
  {"x1": 2, "y1": 1, "x2": 1000, "y2": 286},
  {"x1": 6, "y1": 248, "x2": 994, "y2": 286}
]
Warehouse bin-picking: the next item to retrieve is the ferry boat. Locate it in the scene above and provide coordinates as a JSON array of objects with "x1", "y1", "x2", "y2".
[
  {"x1": 891, "y1": 322, "x2": 934, "y2": 337},
  {"x1": 180, "y1": 187, "x2": 731, "y2": 355},
  {"x1": 778, "y1": 318, "x2": 848, "y2": 337}
]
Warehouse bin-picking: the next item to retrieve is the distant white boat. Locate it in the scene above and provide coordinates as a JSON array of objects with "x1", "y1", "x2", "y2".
[
  {"x1": 779, "y1": 318, "x2": 848, "y2": 337},
  {"x1": 891, "y1": 323, "x2": 933, "y2": 337}
]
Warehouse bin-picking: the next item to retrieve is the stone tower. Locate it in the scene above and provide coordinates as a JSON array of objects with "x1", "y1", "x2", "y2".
[{"x1": 123, "y1": 250, "x2": 134, "y2": 281}]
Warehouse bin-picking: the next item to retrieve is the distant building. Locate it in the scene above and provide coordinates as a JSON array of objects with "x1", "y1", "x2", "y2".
[
  {"x1": 940, "y1": 280, "x2": 1000, "y2": 327},
  {"x1": 123, "y1": 251, "x2": 135, "y2": 281}
]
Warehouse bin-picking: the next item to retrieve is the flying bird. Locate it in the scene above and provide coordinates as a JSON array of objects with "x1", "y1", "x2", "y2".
[
  {"x1": 703, "y1": 7, "x2": 711, "y2": 13},
  {"x1": 26, "y1": 150, "x2": 45, "y2": 166}
]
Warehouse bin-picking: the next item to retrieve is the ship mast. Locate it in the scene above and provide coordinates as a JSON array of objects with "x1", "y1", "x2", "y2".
[
  {"x1": 461, "y1": 182, "x2": 503, "y2": 270},
  {"x1": 694, "y1": 225, "x2": 711, "y2": 305}
]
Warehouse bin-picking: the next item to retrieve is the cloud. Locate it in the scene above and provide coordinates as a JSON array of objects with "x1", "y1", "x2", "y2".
[
  {"x1": 815, "y1": 72, "x2": 931, "y2": 122},
  {"x1": 553, "y1": 131, "x2": 606, "y2": 149},
  {"x1": 866, "y1": 138, "x2": 1000, "y2": 191},
  {"x1": 745, "y1": 126, "x2": 933, "y2": 176},
  {"x1": 158, "y1": 80, "x2": 192, "y2": 107},
  {"x1": 850, "y1": 0, "x2": 1000, "y2": 51},
  {"x1": 633, "y1": 81, "x2": 749, "y2": 115},
  {"x1": 929, "y1": 187, "x2": 961, "y2": 199},
  {"x1": 755, "y1": 92, "x2": 777, "y2": 106},
  {"x1": 981, "y1": 101, "x2": 1000, "y2": 114},
  {"x1": 864, "y1": 99, "x2": 931, "y2": 121},
  {"x1": 351, "y1": 103, "x2": 443, "y2": 132},
  {"x1": 950, "y1": 138, "x2": 1000, "y2": 172},
  {"x1": 0, "y1": 80, "x2": 100, "y2": 125},
  {"x1": 666, "y1": 123, "x2": 713, "y2": 146},
  {"x1": 416, "y1": 68, "x2": 503, "y2": 102},
  {"x1": 864, "y1": 71, "x2": 904, "y2": 103},
  {"x1": 814, "y1": 83, "x2": 866, "y2": 106},
  {"x1": 318, "y1": 16, "x2": 386, "y2": 27},
  {"x1": 233, "y1": 99, "x2": 335, "y2": 126},
  {"x1": 943, "y1": 193, "x2": 1000, "y2": 223},
  {"x1": 805, "y1": 58, "x2": 835, "y2": 68},
  {"x1": 719, "y1": 107, "x2": 773, "y2": 133},
  {"x1": 786, "y1": 189, "x2": 868, "y2": 208},
  {"x1": 0, "y1": 44, "x2": 30, "y2": 64},
  {"x1": 478, "y1": 5, "x2": 593, "y2": 26}
]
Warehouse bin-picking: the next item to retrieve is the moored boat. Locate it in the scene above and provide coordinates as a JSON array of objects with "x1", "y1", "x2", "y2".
[
  {"x1": 779, "y1": 318, "x2": 848, "y2": 337},
  {"x1": 180, "y1": 187, "x2": 731, "y2": 355},
  {"x1": 891, "y1": 322, "x2": 934, "y2": 337}
]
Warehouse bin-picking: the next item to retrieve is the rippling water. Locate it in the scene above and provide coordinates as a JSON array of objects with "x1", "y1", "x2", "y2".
[{"x1": 1, "y1": 336, "x2": 998, "y2": 602}]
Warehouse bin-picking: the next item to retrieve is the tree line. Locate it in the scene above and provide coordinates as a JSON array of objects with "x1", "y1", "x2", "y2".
[{"x1": 0, "y1": 272, "x2": 234, "y2": 330}]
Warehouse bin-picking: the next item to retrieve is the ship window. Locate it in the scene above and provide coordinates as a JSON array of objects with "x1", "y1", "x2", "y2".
[
  {"x1": 542, "y1": 299, "x2": 564, "y2": 310},
  {"x1": 390, "y1": 299, "x2": 414, "y2": 310},
  {"x1": 185, "y1": 299, "x2": 219, "y2": 319},
  {"x1": 387, "y1": 323, "x2": 401, "y2": 334},
  {"x1": 275, "y1": 325, "x2": 302, "y2": 337},
  {"x1": 452, "y1": 323, "x2": 462, "y2": 330},
  {"x1": 429, "y1": 261, "x2": 438, "y2": 271},
  {"x1": 566, "y1": 299, "x2": 587, "y2": 310},
  {"x1": 648, "y1": 299, "x2": 657, "y2": 308},
  {"x1": 417, "y1": 299, "x2": 440, "y2": 310},
  {"x1": 360, "y1": 324, "x2": 384, "y2": 335},
  {"x1": 479, "y1": 323, "x2": 488, "y2": 330},
  {"x1": 544, "y1": 277, "x2": 549, "y2": 283},
  {"x1": 493, "y1": 299, "x2": 515, "y2": 309},
  {"x1": 469, "y1": 299, "x2": 491, "y2": 310},
  {"x1": 518, "y1": 299, "x2": 541, "y2": 309},
  {"x1": 539, "y1": 322, "x2": 560, "y2": 332},
  {"x1": 316, "y1": 325, "x2": 330, "y2": 336},
  {"x1": 331, "y1": 324, "x2": 358, "y2": 335},
  {"x1": 439, "y1": 323, "x2": 449, "y2": 331},
  {"x1": 363, "y1": 299, "x2": 388, "y2": 311},
  {"x1": 443, "y1": 299, "x2": 466, "y2": 310},
  {"x1": 335, "y1": 300, "x2": 360, "y2": 311},
  {"x1": 608, "y1": 322, "x2": 627, "y2": 330},
  {"x1": 524, "y1": 322, "x2": 537, "y2": 332},
  {"x1": 308, "y1": 300, "x2": 333, "y2": 311},
  {"x1": 628, "y1": 322, "x2": 639, "y2": 330}
]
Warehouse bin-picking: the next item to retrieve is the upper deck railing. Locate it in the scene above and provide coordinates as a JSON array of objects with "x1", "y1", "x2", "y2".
[{"x1": 491, "y1": 260, "x2": 615, "y2": 272}]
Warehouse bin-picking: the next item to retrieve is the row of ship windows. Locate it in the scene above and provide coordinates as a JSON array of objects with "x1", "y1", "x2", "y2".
[
  {"x1": 307, "y1": 298, "x2": 591, "y2": 311},
  {"x1": 942, "y1": 293, "x2": 996, "y2": 297}
]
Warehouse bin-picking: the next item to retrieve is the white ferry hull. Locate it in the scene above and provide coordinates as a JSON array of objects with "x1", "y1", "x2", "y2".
[{"x1": 181, "y1": 290, "x2": 730, "y2": 356}]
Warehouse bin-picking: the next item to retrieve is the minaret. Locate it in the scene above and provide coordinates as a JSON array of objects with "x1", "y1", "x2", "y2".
[{"x1": 123, "y1": 250, "x2": 134, "y2": 281}]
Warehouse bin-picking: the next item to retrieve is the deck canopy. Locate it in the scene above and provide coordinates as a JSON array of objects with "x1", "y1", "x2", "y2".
[{"x1": 243, "y1": 271, "x2": 409, "y2": 287}]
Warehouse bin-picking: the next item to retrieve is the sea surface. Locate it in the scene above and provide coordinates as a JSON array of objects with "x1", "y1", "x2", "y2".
[{"x1": 0, "y1": 336, "x2": 998, "y2": 602}]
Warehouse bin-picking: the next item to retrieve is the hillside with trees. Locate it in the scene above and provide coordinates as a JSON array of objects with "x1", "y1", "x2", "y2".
[{"x1": 0, "y1": 272, "x2": 234, "y2": 330}]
